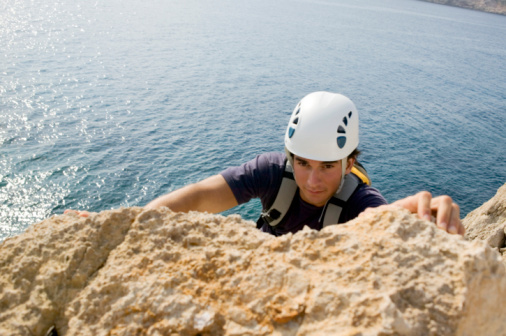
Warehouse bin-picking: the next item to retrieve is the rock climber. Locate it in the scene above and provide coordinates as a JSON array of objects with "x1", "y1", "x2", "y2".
[{"x1": 67, "y1": 92, "x2": 464, "y2": 236}]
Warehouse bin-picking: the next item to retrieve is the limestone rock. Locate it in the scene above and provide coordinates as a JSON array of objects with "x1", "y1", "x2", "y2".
[
  {"x1": 1, "y1": 206, "x2": 506, "y2": 336},
  {"x1": 0, "y1": 208, "x2": 141, "y2": 336},
  {"x1": 418, "y1": 0, "x2": 506, "y2": 15},
  {"x1": 463, "y1": 183, "x2": 506, "y2": 253}
]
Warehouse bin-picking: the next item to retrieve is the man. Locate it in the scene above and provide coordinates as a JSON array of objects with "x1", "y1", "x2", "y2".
[
  {"x1": 143, "y1": 92, "x2": 464, "y2": 235},
  {"x1": 68, "y1": 92, "x2": 464, "y2": 235}
]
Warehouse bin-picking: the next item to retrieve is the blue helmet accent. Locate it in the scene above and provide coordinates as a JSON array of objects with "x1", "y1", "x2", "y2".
[
  {"x1": 288, "y1": 127, "x2": 295, "y2": 138},
  {"x1": 337, "y1": 136, "x2": 347, "y2": 149}
]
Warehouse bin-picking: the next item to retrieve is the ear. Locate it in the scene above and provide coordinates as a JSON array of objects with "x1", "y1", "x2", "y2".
[{"x1": 345, "y1": 157, "x2": 355, "y2": 174}]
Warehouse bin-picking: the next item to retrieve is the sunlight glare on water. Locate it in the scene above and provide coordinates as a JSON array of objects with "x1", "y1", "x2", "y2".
[{"x1": 0, "y1": 0, "x2": 505, "y2": 240}]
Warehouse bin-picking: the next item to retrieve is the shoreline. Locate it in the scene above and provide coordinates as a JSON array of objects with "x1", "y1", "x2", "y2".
[{"x1": 417, "y1": 0, "x2": 506, "y2": 15}]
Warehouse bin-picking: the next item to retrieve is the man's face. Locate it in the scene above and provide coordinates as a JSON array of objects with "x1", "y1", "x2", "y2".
[{"x1": 292, "y1": 155, "x2": 353, "y2": 207}]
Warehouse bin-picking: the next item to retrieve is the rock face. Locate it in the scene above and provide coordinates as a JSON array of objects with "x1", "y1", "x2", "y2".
[
  {"x1": 1, "y1": 191, "x2": 506, "y2": 335},
  {"x1": 463, "y1": 183, "x2": 506, "y2": 261},
  {"x1": 418, "y1": 0, "x2": 506, "y2": 15}
]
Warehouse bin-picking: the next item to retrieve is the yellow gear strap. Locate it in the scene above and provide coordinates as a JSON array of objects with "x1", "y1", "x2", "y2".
[{"x1": 351, "y1": 165, "x2": 371, "y2": 186}]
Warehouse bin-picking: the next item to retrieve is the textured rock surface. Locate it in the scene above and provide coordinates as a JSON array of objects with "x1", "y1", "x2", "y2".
[
  {"x1": 1, "y1": 200, "x2": 506, "y2": 335},
  {"x1": 463, "y1": 183, "x2": 506, "y2": 260},
  {"x1": 419, "y1": 0, "x2": 506, "y2": 15}
]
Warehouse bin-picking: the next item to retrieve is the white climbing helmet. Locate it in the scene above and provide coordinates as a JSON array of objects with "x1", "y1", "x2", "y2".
[{"x1": 284, "y1": 91, "x2": 359, "y2": 163}]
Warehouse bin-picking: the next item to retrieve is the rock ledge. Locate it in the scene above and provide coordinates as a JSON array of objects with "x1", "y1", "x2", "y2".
[{"x1": 1, "y1": 185, "x2": 506, "y2": 335}]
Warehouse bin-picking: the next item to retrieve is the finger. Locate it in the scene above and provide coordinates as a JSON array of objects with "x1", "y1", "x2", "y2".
[
  {"x1": 432, "y1": 195, "x2": 453, "y2": 232},
  {"x1": 447, "y1": 203, "x2": 462, "y2": 235},
  {"x1": 417, "y1": 191, "x2": 432, "y2": 221},
  {"x1": 458, "y1": 218, "x2": 466, "y2": 235},
  {"x1": 78, "y1": 211, "x2": 90, "y2": 217},
  {"x1": 63, "y1": 209, "x2": 90, "y2": 217}
]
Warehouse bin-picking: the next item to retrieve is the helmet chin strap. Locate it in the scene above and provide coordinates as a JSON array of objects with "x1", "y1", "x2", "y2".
[
  {"x1": 335, "y1": 158, "x2": 348, "y2": 195},
  {"x1": 319, "y1": 157, "x2": 349, "y2": 223}
]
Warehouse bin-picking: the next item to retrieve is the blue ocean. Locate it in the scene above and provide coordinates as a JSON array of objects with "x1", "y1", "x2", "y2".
[{"x1": 1, "y1": 0, "x2": 505, "y2": 241}]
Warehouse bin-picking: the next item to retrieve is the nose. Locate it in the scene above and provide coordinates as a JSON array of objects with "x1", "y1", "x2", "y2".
[{"x1": 307, "y1": 168, "x2": 321, "y2": 186}]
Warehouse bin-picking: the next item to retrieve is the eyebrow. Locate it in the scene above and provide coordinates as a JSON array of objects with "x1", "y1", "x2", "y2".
[{"x1": 294, "y1": 157, "x2": 339, "y2": 164}]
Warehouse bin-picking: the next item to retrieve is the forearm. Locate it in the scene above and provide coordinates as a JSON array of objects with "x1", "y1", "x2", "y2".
[
  {"x1": 145, "y1": 175, "x2": 238, "y2": 214},
  {"x1": 145, "y1": 184, "x2": 202, "y2": 212}
]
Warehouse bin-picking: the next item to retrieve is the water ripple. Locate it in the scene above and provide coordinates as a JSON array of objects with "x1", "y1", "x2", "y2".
[{"x1": 1, "y1": 0, "x2": 505, "y2": 241}]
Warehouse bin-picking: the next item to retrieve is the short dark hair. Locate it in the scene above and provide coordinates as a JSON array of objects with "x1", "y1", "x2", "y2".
[{"x1": 349, "y1": 148, "x2": 361, "y2": 160}]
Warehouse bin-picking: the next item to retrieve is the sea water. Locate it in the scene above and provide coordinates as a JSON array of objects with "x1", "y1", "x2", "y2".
[{"x1": 1, "y1": 0, "x2": 505, "y2": 241}]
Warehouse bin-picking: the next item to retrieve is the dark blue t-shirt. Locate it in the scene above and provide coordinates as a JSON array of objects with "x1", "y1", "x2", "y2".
[{"x1": 220, "y1": 152, "x2": 387, "y2": 236}]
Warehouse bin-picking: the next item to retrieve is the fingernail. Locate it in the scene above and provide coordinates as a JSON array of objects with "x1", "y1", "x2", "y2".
[
  {"x1": 448, "y1": 225, "x2": 458, "y2": 234},
  {"x1": 423, "y1": 214, "x2": 431, "y2": 222},
  {"x1": 439, "y1": 222, "x2": 448, "y2": 231}
]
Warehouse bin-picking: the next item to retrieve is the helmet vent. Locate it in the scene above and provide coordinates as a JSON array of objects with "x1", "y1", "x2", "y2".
[
  {"x1": 337, "y1": 136, "x2": 346, "y2": 148},
  {"x1": 295, "y1": 107, "x2": 301, "y2": 115},
  {"x1": 293, "y1": 117, "x2": 299, "y2": 125},
  {"x1": 337, "y1": 111, "x2": 354, "y2": 148},
  {"x1": 288, "y1": 127, "x2": 295, "y2": 138}
]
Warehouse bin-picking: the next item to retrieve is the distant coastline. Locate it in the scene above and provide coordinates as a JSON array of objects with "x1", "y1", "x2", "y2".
[{"x1": 418, "y1": 0, "x2": 506, "y2": 15}]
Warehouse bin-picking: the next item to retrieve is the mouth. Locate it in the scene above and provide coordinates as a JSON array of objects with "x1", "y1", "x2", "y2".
[{"x1": 306, "y1": 189, "x2": 324, "y2": 195}]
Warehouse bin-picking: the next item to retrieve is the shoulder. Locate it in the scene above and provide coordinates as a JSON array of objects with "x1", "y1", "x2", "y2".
[
  {"x1": 349, "y1": 182, "x2": 388, "y2": 208},
  {"x1": 219, "y1": 152, "x2": 287, "y2": 205},
  {"x1": 220, "y1": 152, "x2": 285, "y2": 177},
  {"x1": 234, "y1": 152, "x2": 286, "y2": 175},
  {"x1": 254, "y1": 152, "x2": 288, "y2": 181},
  {"x1": 338, "y1": 180, "x2": 387, "y2": 223},
  {"x1": 253, "y1": 152, "x2": 286, "y2": 167}
]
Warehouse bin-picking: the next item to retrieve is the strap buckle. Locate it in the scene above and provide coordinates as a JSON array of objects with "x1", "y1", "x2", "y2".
[{"x1": 261, "y1": 209, "x2": 281, "y2": 226}]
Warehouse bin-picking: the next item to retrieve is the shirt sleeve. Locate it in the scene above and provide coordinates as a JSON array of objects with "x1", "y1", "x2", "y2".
[
  {"x1": 220, "y1": 152, "x2": 285, "y2": 208},
  {"x1": 340, "y1": 184, "x2": 388, "y2": 222}
]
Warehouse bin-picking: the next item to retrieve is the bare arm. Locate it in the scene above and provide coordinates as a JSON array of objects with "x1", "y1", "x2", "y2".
[
  {"x1": 64, "y1": 175, "x2": 237, "y2": 218},
  {"x1": 144, "y1": 174, "x2": 238, "y2": 213}
]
